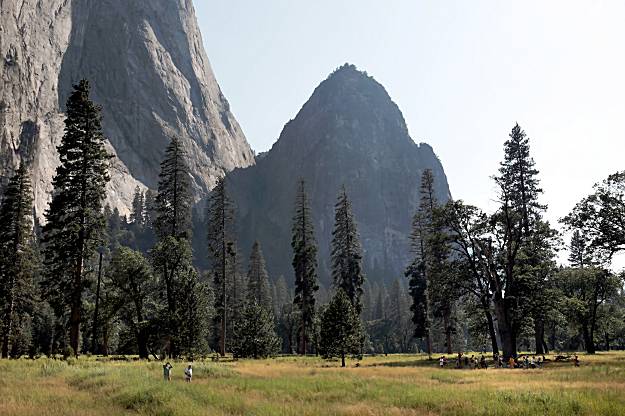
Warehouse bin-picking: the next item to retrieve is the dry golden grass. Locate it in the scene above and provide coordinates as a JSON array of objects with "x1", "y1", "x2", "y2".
[{"x1": 1, "y1": 352, "x2": 624, "y2": 415}]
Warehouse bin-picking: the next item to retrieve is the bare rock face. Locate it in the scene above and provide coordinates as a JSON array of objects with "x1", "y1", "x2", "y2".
[
  {"x1": 0, "y1": 0, "x2": 254, "y2": 218},
  {"x1": 228, "y1": 64, "x2": 451, "y2": 286}
]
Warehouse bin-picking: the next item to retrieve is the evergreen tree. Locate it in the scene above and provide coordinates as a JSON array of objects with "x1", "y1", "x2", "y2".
[
  {"x1": 330, "y1": 187, "x2": 365, "y2": 314},
  {"x1": 177, "y1": 269, "x2": 211, "y2": 360},
  {"x1": 231, "y1": 301, "x2": 280, "y2": 358},
  {"x1": 206, "y1": 176, "x2": 236, "y2": 356},
  {"x1": 41, "y1": 80, "x2": 110, "y2": 356},
  {"x1": 130, "y1": 186, "x2": 145, "y2": 226},
  {"x1": 144, "y1": 190, "x2": 157, "y2": 229},
  {"x1": 569, "y1": 230, "x2": 594, "y2": 268},
  {"x1": 150, "y1": 135, "x2": 201, "y2": 358},
  {"x1": 154, "y1": 137, "x2": 191, "y2": 240},
  {"x1": 272, "y1": 275, "x2": 290, "y2": 316},
  {"x1": 319, "y1": 289, "x2": 363, "y2": 367},
  {"x1": 291, "y1": 179, "x2": 319, "y2": 354},
  {"x1": 405, "y1": 170, "x2": 435, "y2": 356},
  {"x1": 247, "y1": 241, "x2": 272, "y2": 313},
  {"x1": 491, "y1": 123, "x2": 554, "y2": 359},
  {"x1": 0, "y1": 163, "x2": 35, "y2": 358}
]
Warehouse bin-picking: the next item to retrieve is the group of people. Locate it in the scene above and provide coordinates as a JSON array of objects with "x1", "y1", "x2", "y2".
[
  {"x1": 163, "y1": 362, "x2": 193, "y2": 382},
  {"x1": 438, "y1": 352, "x2": 580, "y2": 370},
  {"x1": 440, "y1": 353, "x2": 489, "y2": 369}
]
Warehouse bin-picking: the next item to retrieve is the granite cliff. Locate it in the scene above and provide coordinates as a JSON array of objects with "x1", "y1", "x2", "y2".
[{"x1": 0, "y1": 0, "x2": 254, "y2": 217}]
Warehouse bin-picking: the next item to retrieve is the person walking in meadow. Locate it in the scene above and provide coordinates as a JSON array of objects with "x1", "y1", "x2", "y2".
[
  {"x1": 574, "y1": 355, "x2": 580, "y2": 367},
  {"x1": 163, "y1": 362, "x2": 173, "y2": 381},
  {"x1": 185, "y1": 365, "x2": 193, "y2": 382}
]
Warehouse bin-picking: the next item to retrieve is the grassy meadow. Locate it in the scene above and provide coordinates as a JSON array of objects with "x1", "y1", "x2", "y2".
[{"x1": 1, "y1": 352, "x2": 625, "y2": 416}]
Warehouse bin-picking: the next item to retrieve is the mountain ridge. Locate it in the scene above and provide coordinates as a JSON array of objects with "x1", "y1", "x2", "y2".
[{"x1": 227, "y1": 63, "x2": 451, "y2": 286}]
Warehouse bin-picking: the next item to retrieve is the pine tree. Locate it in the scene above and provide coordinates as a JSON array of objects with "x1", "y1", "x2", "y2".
[
  {"x1": 206, "y1": 176, "x2": 236, "y2": 356},
  {"x1": 291, "y1": 179, "x2": 319, "y2": 354},
  {"x1": 272, "y1": 275, "x2": 290, "y2": 316},
  {"x1": 143, "y1": 190, "x2": 157, "y2": 228},
  {"x1": 130, "y1": 186, "x2": 145, "y2": 226},
  {"x1": 154, "y1": 137, "x2": 191, "y2": 240},
  {"x1": 42, "y1": 80, "x2": 110, "y2": 356},
  {"x1": 247, "y1": 241, "x2": 272, "y2": 313},
  {"x1": 405, "y1": 169, "x2": 435, "y2": 357},
  {"x1": 177, "y1": 270, "x2": 211, "y2": 360},
  {"x1": 319, "y1": 289, "x2": 363, "y2": 367},
  {"x1": 330, "y1": 187, "x2": 365, "y2": 314},
  {"x1": 231, "y1": 301, "x2": 280, "y2": 358},
  {"x1": 491, "y1": 123, "x2": 554, "y2": 359},
  {"x1": 0, "y1": 163, "x2": 35, "y2": 358},
  {"x1": 151, "y1": 136, "x2": 197, "y2": 358},
  {"x1": 569, "y1": 230, "x2": 594, "y2": 268}
]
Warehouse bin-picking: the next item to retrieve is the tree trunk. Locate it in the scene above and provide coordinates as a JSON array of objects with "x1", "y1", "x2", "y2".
[
  {"x1": 91, "y1": 252, "x2": 103, "y2": 354},
  {"x1": 425, "y1": 329, "x2": 433, "y2": 359},
  {"x1": 137, "y1": 327, "x2": 149, "y2": 359},
  {"x1": 444, "y1": 312, "x2": 452, "y2": 354},
  {"x1": 534, "y1": 318, "x2": 545, "y2": 355},
  {"x1": 299, "y1": 325, "x2": 307, "y2": 355},
  {"x1": 1, "y1": 274, "x2": 16, "y2": 358},
  {"x1": 102, "y1": 321, "x2": 109, "y2": 357},
  {"x1": 341, "y1": 352, "x2": 346, "y2": 368},
  {"x1": 69, "y1": 257, "x2": 83, "y2": 357},
  {"x1": 482, "y1": 308, "x2": 499, "y2": 355},
  {"x1": 605, "y1": 332, "x2": 610, "y2": 351},
  {"x1": 582, "y1": 325, "x2": 595, "y2": 354},
  {"x1": 494, "y1": 296, "x2": 516, "y2": 360}
]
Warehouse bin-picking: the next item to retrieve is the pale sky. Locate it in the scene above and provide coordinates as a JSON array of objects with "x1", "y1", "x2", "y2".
[{"x1": 195, "y1": 1, "x2": 625, "y2": 262}]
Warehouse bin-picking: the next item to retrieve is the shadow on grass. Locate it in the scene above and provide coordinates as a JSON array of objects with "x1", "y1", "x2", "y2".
[{"x1": 366, "y1": 359, "x2": 438, "y2": 368}]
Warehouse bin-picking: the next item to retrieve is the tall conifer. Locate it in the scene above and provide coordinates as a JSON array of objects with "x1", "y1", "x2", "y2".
[
  {"x1": 291, "y1": 179, "x2": 319, "y2": 355},
  {"x1": 247, "y1": 241, "x2": 272, "y2": 313},
  {"x1": 207, "y1": 177, "x2": 236, "y2": 356},
  {"x1": 42, "y1": 80, "x2": 110, "y2": 356},
  {"x1": 0, "y1": 163, "x2": 35, "y2": 358},
  {"x1": 330, "y1": 187, "x2": 365, "y2": 314}
]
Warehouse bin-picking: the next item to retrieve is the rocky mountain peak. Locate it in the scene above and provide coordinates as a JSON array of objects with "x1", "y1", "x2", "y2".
[{"x1": 229, "y1": 65, "x2": 451, "y2": 286}]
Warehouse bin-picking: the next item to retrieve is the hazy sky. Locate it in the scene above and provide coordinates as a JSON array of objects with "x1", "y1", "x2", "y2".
[{"x1": 195, "y1": 1, "x2": 625, "y2": 247}]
